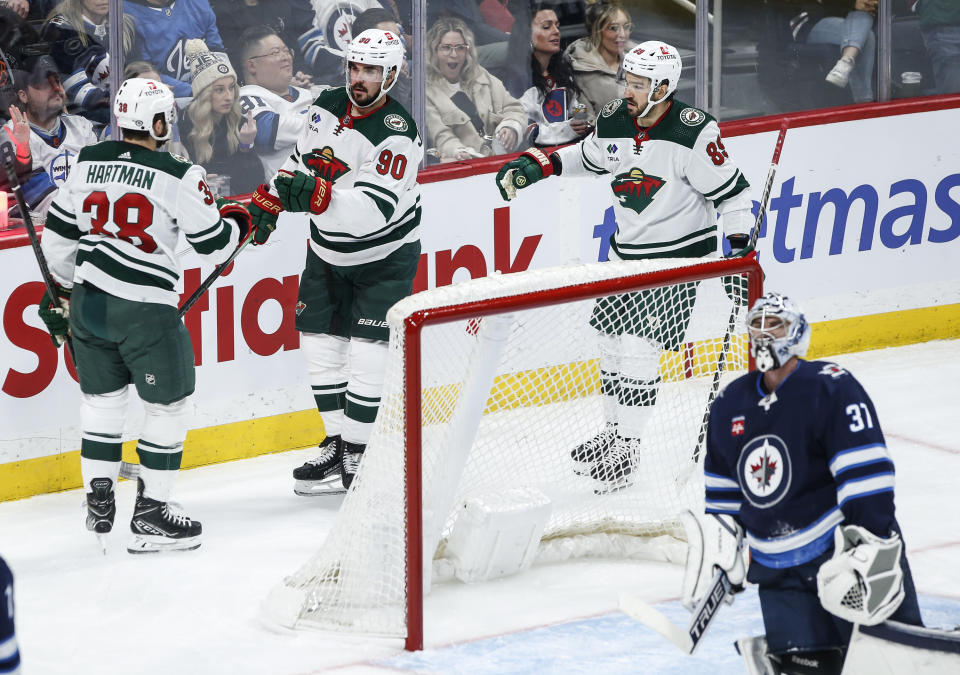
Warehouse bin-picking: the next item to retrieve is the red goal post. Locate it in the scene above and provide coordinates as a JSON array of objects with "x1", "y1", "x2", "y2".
[{"x1": 264, "y1": 256, "x2": 763, "y2": 651}]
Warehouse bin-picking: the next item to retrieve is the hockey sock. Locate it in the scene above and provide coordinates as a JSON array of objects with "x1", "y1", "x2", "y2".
[
  {"x1": 341, "y1": 338, "x2": 388, "y2": 445},
  {"x1": 302, "y1": 332, "x2": 349, "y2": 437},
  {"x1": 597, "y1": 332, "x2": 622, "y2": 427},
  {"x1": 80, "y1": 388, "x2": 128, "y2": 488},
  {"x1": 617, "y1": 335, "x2": 661, "y2": 439},
  {"x1": 137, "y1": 398, "x2": 188, "y2": 503}
]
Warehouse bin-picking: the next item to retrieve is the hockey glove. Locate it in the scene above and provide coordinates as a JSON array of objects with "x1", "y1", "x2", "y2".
[
  {"x1": 681, "y1": 510, "x2": 746, "y2": 611},
  {"x1": 274, "y1": 170, "x2": 333, "y2": 215},
  {"x1": 725, "y1": 234, "x2": 755, "y2": 259},
  {"x1": 37, "y1": 285, "x2": 72, "y2": 348},
  {"x1": 250, "y1": 183, "x2": 283, "y2": 245},
  {"x1": 298, "y1": 27, "x2": 328, "y2": 70},
  {"x1": 495, "y1": 148, "x2": 555, "y2": 201},
  {"x1": 216, "y1": 197, "x2": 252, "y2": 243}
]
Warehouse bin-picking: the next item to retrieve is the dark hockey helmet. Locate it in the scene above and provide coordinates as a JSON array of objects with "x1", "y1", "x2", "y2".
[{"x1": 746, "y1": 292, "x2": 811, "y2": 372}]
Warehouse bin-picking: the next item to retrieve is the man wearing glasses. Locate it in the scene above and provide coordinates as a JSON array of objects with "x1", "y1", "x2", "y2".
[
  {"x1": 246, "y1": 29, "x2": 422, "y2": 495},
  {"x1": 239, "y1": 25, "x2": 317, "y2": 177},
  {"x1": 495, "y1": 41, "x2": 754, "y2": 493}
]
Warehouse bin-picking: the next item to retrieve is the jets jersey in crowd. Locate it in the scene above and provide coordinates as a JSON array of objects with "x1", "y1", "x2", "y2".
[
  {"x1": 704, "y1": 360, "x2": 899, "y2": 569},
  {"x1": 239, "y1": 84, "x2": 313, "y2": 177},
  {"x1": 553, "y1": 98, "x2": 750, "y2": 260},
  {"x1": 2, "y1": 115, "x2": 99, "y2": 215},
  {"x1": 41, "y1": 141, "x2": 241, "y2": 306},
  {"x1": 269, "y1": 86, "x2": 422, "y2": 266},
  {"x1": 123, "y1": 0, "x2": 224, "y2": 98}
]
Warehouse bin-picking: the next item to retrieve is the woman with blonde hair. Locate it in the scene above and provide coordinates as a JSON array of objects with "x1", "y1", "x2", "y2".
[
  {"x1": 425, "y1": 17, "x2": 526, "y2": 162},
  {"x1": 181, "y1": 41, "x2": 263, "y2": 195},
  {"x1": 565, "y1": 0, "x2": 635, "y2": 113}
]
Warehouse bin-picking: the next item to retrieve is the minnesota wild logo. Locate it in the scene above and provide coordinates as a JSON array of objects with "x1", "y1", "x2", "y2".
[
  {"x1": 611, "y1": 168, "x2": 665, "y2": 214},
  {"x1": 302, "y1": 147, "x2": 350, "y2": 182}
]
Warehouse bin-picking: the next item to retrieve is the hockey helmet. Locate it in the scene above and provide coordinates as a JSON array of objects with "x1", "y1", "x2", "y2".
[
  {"x1": 620, "y1": 40, "x2": 682, "y2": 118},
  {"x1": 113, "y1": 77, "x2": 174, "y2": 142},
  {"x1": 746, "y1": 292, "x2": 811, "y2": 372},
  {"x1": 344, "y1": 28, "x2": 404, "y2": 107}
]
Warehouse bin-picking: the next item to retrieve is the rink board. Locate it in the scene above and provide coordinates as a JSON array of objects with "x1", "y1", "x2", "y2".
[{"x1": 2, "y1": 100, "x2": 960, "y2": 500}]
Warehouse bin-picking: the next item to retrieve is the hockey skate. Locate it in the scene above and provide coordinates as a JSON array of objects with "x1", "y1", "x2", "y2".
[
  {"x1": 340, "y1": 441, "x2": 365, "y2": 490},
  {"x1": 293, "y1": 435, "x2": 345, "y2": 496},
  {"x1": 591, "y1": 437, "x2": 640, "y2": 494},
  {"x1": 127, "y1": 479, "x2": 202, "y2": 554},
  {"x1": 86, "y1": 477, "x2": 116, "y2": 553},
  {"x1": 570, "y1": 423, "x2": 618, "y2": 475}
]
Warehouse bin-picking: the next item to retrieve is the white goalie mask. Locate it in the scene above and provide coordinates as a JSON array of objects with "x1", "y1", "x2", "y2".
[
  {"x1": 113, "y1": 78, "x2": 175, "y2": 142},
  {"x1": 344, "y1": 28, "x2": 404, "y2": 107},
  {"x1": 620, "y1": 40, "x2": 682, "y2": 118},
  {"x1": 746, "y1": 292, "x2": 811, "y2": 372}
]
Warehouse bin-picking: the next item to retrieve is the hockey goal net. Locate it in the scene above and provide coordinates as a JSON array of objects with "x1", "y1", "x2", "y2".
[{"x1": 264, "y1": 256, "x2": 762, "y2": 649}]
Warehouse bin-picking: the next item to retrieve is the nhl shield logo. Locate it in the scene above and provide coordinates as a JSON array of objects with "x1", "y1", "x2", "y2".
[
  {"x1": 738, "y1": 434, "x2": 791, "y2": 508},
  {"x1": 145, "y1": 373, "x2": 156, "y2": 385},
  {"x1": 611, "y1": 168, "x2": 665, "y2": 214},
  {"x1": 731, "y1": 415, "x2": 745, "y2": 436}
]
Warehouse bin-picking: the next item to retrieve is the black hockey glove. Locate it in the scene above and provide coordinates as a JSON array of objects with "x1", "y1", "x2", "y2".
[
  {"x1": 37, "y1": 284, "x2": 72, "y2": 347},
  {"x1": 495, "y1": 148, "x2": 555, "y2": 201},
  {"x1": 725, "y1": 234, "x2": 755, "y2": 259}
]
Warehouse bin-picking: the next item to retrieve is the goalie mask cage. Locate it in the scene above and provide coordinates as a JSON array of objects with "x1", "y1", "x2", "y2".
[{"x1": 264, "y1": 256, "x2": 762, "y2": 650}]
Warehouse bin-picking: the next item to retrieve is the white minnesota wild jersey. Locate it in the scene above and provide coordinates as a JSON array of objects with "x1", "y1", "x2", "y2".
[
  {"x1": 270, "y1": 87, "x2": 422, "y2": 266},
  {"x1": 238, "y1": 84, "x2": 313, "y2": 177},
  {"x1": 555, "y1": 98, "x2": 750, "y2": 260},
  {"x1": 41, "y1": 141, "x2": 241, "y2": 306}
]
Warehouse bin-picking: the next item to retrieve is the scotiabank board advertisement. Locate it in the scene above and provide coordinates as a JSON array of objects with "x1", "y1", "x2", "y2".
[{"x1": 2, "y1": 102, "x2": 959, "y2": 470}]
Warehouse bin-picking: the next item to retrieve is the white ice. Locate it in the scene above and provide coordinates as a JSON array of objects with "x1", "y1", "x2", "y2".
[{"x1": 3, "y1": 340, "x2": 959, "y2": 674}]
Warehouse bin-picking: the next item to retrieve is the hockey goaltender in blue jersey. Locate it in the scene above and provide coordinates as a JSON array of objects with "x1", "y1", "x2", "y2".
[{"x1": 703, "y1": 359, "x2": 901, "y2": 568}]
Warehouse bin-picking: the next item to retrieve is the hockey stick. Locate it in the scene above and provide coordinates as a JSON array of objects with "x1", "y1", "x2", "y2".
[
  {"x1": 177, "y1": 229, "x2": 254, "y2": 319},
  {"x1": 690, "y1": 121, "x2": 789, "y2": 466},
  {"x1": 1, "y1": 143, "x2": 140, "y2": 480},
  {"x1": 619, "y1": 568, "x2": 735, "y2": 654}
]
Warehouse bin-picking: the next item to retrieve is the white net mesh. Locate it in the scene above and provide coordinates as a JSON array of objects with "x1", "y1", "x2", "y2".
[{"x1": 263, "y1": 258, "x2": 754, "y2": 639}]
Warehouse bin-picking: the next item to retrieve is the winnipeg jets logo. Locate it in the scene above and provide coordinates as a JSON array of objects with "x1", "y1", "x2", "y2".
[
  {"x1": 611, "y1": 168, "x2": 665, "y2": 214},
  {"x1": 738, "y1": 435, "x2": 791, "y2": 507},
  {"x1": 302, "y1": 147, "x2": 350, "y2": 182}
]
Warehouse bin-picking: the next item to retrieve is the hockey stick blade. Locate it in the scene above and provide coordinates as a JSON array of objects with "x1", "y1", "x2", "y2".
[{"x1": 620, "y1": 570, "x2": 732, "y2": 654}]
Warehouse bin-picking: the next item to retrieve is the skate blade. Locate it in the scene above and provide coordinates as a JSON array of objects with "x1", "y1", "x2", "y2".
[
  {"x1": 571, "y1": 459, "x2": 595, "y2": 476},
  {"x1": 593, "y1": 476, "x2": 635, "y2": 495},
  {"x1": 127, "y1": 534, "x2": 201, "y2": 554},
  {"x1": 294, "y1": 477, "x2": 347, "y2": 496},
  {"x1": 95, "y1": 533, "x2": 108, "y2": 555}
]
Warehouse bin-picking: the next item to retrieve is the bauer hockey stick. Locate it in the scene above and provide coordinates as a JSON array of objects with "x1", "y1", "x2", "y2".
[
  {"x1": 1, "y1": 143, "x2": 140, "y2": 480},
  {"x1": 690, "y1": 121, "x2": 789, "y2": 466}
]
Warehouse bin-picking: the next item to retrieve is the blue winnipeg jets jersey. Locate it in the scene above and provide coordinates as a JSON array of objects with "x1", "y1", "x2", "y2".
[{"x1": 704, "y1": 360, "x2": 899, "y2": 569}]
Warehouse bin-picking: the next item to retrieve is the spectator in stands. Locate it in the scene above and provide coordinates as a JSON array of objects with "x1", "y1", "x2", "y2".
[
  {"x1": 41, "y1": 0, "x2": 116, "y2": 123},
  {"x1": 917, "y1": 0, "x2": 960, "y2": 94},
  {"x1": 181, "y1": 41, "x2": 262, "y2": 195},
  {"x1": 479, "y1": 0, "x2": 514, "y2": 34},
  {"x1": 123, "y1": 0, "x2": 224, "y2": 98},
  {"x1": 350, "y1": 6, "x2": 412, "y2": 111},
  {"x1": 122, "y1": 60, "x2": 192, "y2": 158},
  {"x1": 237, "y1": 25, "x2": 313, "y2": 177},
  {"x1": 208, "y1": 0, "x2": 315, "y2": 88},
  {"x1": 426, "y1": 16, "x2": 525, "y2": 161},
  {"x1": 565, "y1": 0, "x2": 633, "y2": 114},
  {"x1": 515, "y1": 3, "x2": 594, "y2": 147},
  {"x1": 802, "y1": 0, "x2": 877, "y2": 103},
  {"x1": 2, "y1": 0, "x2": 56, "y2": 20}
]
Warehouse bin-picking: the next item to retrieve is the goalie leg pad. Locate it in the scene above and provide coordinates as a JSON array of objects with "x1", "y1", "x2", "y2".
[
  {"x1": 681, "y1": 510, "x2": 746, "y2": 610},
  {"x1": 817, "y1": 524, "x2": 905, "y2": 626}
]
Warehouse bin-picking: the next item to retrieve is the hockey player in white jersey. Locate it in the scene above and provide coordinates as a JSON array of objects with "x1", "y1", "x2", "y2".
[
  {"x1": 3, "y1": 55, "x2": 99, "y2": 219},
  {"x1": 238, "y1": 26, "x2": 314, "y2": 177},
  {"x1": 37, "y1": 78, "x2": 252, "y2": 553},
  {"x1": 495, "y1": 41, "x2": 754, "y2": 492},
  {"x1": 247, "y1": 28, "x2": 421, "y2": 495}
]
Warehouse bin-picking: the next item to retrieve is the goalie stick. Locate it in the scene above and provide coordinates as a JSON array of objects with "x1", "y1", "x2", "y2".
[
  {"x1": 2, "y1": 142, "x2": 142, "y2": 482},
  {"x1": 690, "y1": 121, "x2": 789, "y2": 467},
  {"x1": 619, "y1": 568, "x2": 736, "y2": 654}
]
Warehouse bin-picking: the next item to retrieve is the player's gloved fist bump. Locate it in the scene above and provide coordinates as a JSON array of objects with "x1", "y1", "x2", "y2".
[
  {"x1": 495, "y1": 148, "x2": 555, "y2": 201},
  {"x1": 37, "y1": 285, "x2": 72, "y2": 347},
  {"x1": 274, "y1": 170, "x2": 333, "y2": 215},
  {"x1": 216, "y1": 197, "x2": 252, "y2": 242},
  {"x1": 725, "y1": 234, "x2": 755, "y2": 259},
  {"x1": 250, "y1": 183, "x2": 284, "y2": 245}
]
